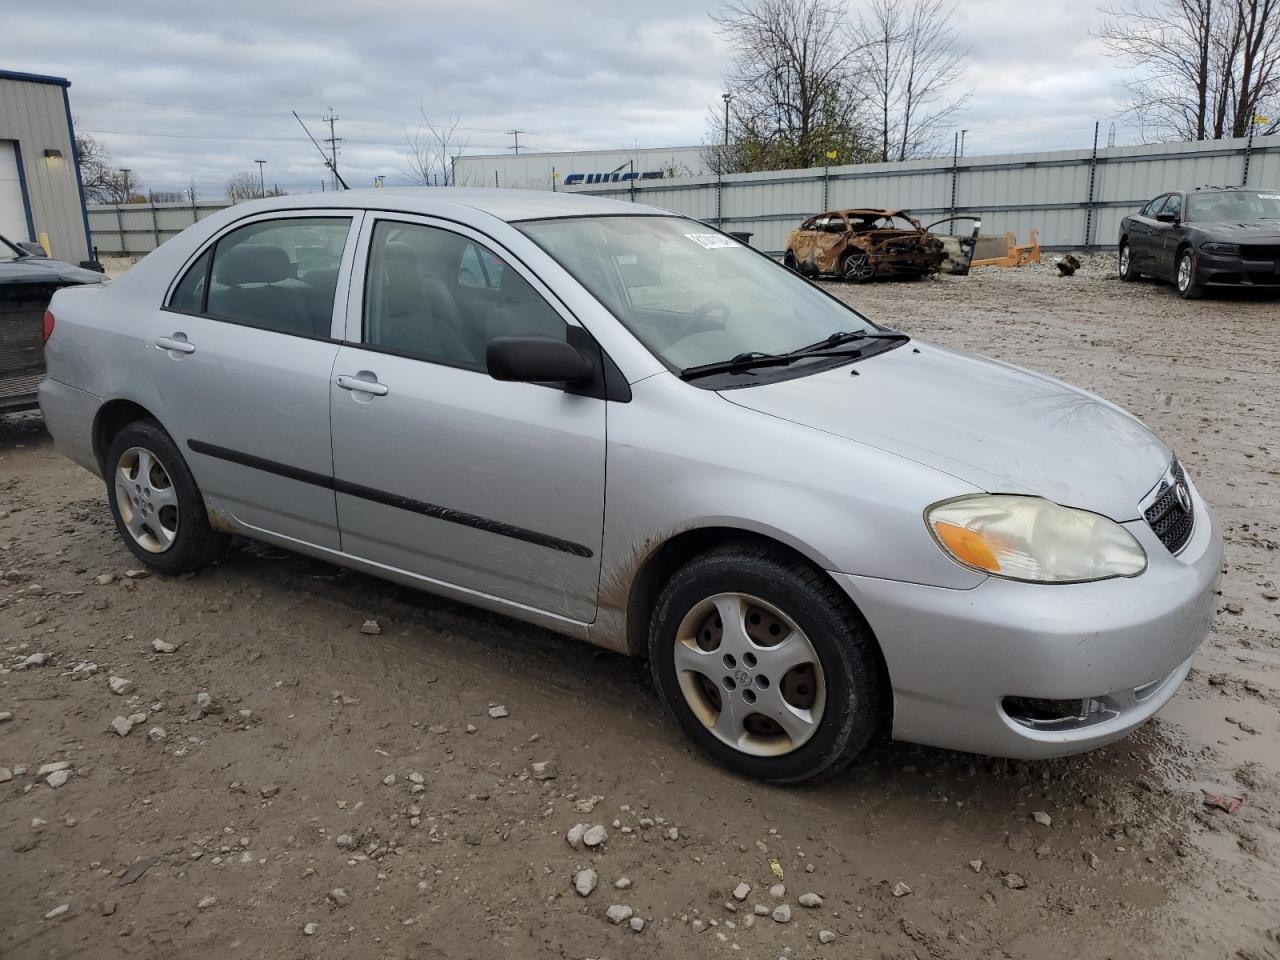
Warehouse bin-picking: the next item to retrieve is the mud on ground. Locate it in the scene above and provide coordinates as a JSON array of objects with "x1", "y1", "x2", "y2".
[{"x1": 1, "y1": 258, "x2": 1277, "y2": 959}]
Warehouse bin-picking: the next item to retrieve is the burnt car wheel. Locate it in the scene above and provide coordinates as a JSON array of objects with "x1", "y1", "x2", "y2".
[
  {"x1": 649, "y1": 542, "x2": 884, "y2": 784},
  {"x1": 105, "y1": 420, "x2": 229, "y2": 574},
  {"x1": 840, "y1": 251, "x2": 875, "y2": 283},
  {"x1": 1175, "y1": 248, "x2": 1202, "y2": 299},
  {"x1": 783, "y1": 251, "x2": 799, "y2": 271},
  {"x1": 1118, "y1": 242, "x2": 1138, "y2": 281}
]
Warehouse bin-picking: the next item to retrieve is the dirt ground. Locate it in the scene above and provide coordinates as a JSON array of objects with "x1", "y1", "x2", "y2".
[{"x1": 2, "y1": 257, "x2": 1278, "y2": 960}]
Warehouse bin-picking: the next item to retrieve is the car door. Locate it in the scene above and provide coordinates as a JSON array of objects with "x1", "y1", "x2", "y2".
[
  {"x1": 1156, "y1": 192, "x2": 1187, "y2": 278},
  {"x1": 152, "y1": 212, "x2": 359, "y2": 548},
  {"x1": 1127, "y1": 194, "x2": 1164, "y2": 271},
  {"x1": 811, "y1": 214, "x2": 850, "y2": 274},
  {"x1": 328, "y1": 214, "x2": 606, "y2": 623}
]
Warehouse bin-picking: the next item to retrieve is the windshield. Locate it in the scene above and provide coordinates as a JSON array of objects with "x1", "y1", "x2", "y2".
[
  {"x1": 516, "y1": 215, "x2": 877, "y2": 373},
  {"x1": 0, "y1": 235, "x2": 21, "y2": 263},
  {"x1": 1185, "y1": 190, "x2": 1280, "y2": 222}
]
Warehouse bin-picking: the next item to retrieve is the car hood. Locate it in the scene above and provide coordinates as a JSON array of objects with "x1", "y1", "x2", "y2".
[
  {"x1": 719, "y1": 342, "x2": 1171, "y2": 521},
  {"x1": 0, "y1": 257, "x2": 104, "y2": 285},
  {"x1": 1191, "y1": 220, "x2": 1280, "y2": 241}
]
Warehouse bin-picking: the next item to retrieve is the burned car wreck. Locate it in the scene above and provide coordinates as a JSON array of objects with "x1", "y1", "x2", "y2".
[{"x1": 784, "y1": 209, "x2": 980, "y2": 282}]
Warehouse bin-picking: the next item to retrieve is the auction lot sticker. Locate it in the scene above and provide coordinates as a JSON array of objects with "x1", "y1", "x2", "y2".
[{"x1": 685, "y1": 233, "x2": 739, "y2": 249}]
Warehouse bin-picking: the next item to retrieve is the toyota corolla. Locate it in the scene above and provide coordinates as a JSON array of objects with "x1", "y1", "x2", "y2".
[{"x1": 38, "y1": 189, "x2": 1220, "y2": 783}]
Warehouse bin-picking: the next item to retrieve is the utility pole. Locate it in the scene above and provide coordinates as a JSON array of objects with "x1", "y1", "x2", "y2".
[
  {"x1": 507, "y1": 130, "x2": 524, "y2": 155},
  {"x1": 120, "y1": 168, "x2": 132, "y2": 203},
  {"x1": 960, "y1": 129, "x2": 968, "y2": 158},
  {"x1": 255, "y1": 160, "x2": 266, "y2": 198},
  {"x1": 322, "y1": 108, "x2": 341, "y2": 192}
]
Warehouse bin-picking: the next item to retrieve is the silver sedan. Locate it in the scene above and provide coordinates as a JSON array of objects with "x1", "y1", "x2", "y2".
[{"x1": 38, "y1": 189, "x2": 1221, "y2": 783}]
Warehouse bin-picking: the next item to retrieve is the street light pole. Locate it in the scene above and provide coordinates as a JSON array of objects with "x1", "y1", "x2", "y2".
[
  {"x1": 255, "y1": 160, "x2": 267, "y2": 198},
  {"x1": 721, "y1": 92, "x2": 732, "y2": 148},
  {"x1": 120, "y1": 168, "x2": 132, "y2": 202}
]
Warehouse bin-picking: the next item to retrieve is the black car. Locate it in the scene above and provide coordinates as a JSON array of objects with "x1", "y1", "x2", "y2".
[
  {"x1": 1118, "y1": 186, "x2": 1280, "y2": 299},
  {"x1": 1, "y1": 234, "x2": 104, "y2": 413}
]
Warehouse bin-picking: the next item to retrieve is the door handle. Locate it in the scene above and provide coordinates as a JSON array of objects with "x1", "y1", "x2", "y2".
[
  {"x1": 156, "y1": 335, "x2": 196, "y2": 355},
  {"x1": 336, "y1": 374, "x2": 389, "y2": 397}
]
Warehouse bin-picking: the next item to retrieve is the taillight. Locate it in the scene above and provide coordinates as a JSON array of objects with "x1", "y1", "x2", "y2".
[{"x1": 42, "y1": 310, "x2": 55, "y2": 344}]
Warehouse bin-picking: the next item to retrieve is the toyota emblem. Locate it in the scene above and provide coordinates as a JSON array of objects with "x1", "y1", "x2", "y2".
[{"x1": 1175, "y1": 481, "x2": 1191, "y2": 513}]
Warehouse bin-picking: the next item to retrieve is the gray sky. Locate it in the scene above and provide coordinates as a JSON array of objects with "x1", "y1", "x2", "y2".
[{"x1": 11, "y1": 0, "x2": 1137, "y2": 197}]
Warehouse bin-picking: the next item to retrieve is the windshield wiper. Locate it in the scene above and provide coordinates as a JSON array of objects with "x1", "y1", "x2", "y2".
[{"x1": 679, "y1": 329, "x2": 910, "y2": 381}]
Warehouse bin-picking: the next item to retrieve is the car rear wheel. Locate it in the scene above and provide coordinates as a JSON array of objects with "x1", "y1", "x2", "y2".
[
  {"x1": 649, "y1": 542, "x2": 884, "y2": 783},
  {"x1": 840, "y1": 251, "x2": 875, "y2": 283},
  {"x1": 1118, "y1": 241, "x2": 1138, "y2": 281},
  {"x1": 105, "y1": 420, "x2": 229, "y2": 574},
  {"x1": 1175, "y1": 249, "x2": 1202, "y2": 299}
]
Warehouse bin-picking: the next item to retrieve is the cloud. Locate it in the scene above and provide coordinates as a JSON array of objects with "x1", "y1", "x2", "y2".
[{"x1": 8, "y1": 0, "x2": 1141, "y2": 197}]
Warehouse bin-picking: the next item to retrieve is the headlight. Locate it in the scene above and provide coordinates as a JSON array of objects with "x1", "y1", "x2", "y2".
[
  {"x1": 1200, "y1": 242, "x2": 1240, "y2": 256},
  {"x1": 926, "y1": 495, "x2": 1146, "y2": 583}
]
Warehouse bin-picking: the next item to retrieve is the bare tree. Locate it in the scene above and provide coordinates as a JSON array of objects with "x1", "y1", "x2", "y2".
[
  {"x1": 709, "y1": 0, "x2": 874, "y2": 172},
  {"x1": 225, "y1": 172, "x2": 284, "y2": 202},
  {"x1": 1098, "y1": 0, "x2": 1280, "y2": 141},
  {"x1": 851, "y1": 0, "x2": 969, "y2": 162},
  {"x1": 147, "y1": 190, "x2": 186, "y2": 203},
  {"x1": 74, "y1": 131, "x2": 142, "y2": 203},
  {"x1": 406, "y1": 111, "x2": 471, "y2": 186}
]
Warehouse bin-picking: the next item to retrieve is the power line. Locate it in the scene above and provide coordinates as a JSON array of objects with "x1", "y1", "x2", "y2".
[
  {"x1": 507, "y1": 129, "x2": 525, "y2": 154},
  {"x1": 323, "y1": 107, "x2": 342, "y2": 192}
]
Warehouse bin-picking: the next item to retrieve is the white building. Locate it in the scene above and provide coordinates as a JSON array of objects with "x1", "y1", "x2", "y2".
[{"x1": 453, "y1": 145, "x2": 708, "y2": 191}]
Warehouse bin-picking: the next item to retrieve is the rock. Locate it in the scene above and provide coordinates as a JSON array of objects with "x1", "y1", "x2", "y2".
[
  {"x1": 891, "y1": 881, "x2": 912, "y2": 898},
  {"x1": 147, "y1": 727, "x2": 167, "y2": 742},
  {"x1": 360, "y1": 619, "x2": 381, "y2": 635},
  {"x1": 43, "y1": 903, "x2": 70, "y2": 920},
  {"x1": 487, "y1": 705, "x2": 509, "y2": 719},
  {"x1": 819, "y1": 929, "x2": 838, "y2": 944},
  {"x1": 1085, "y1": 851, "x2": 1101, "y2": 870},
  {"x1": 629, "y1": 916, "x2": 645, "y2": 932},
  {"x1": 427, "y1": 724, "x2": 448, "y2": 734},
  {"x1": 768, "y1": 883, "x2": 785, "y2": 899},
  {"x1": 1056, "y1": 254, "x2": 1081, "y2": 276},
  {"x1": 336, "y1": 834, "x2": 356, "y2": 850},
  {"x1": 465, "y1": 724, "x2": 477, "y2": 733},
  {"x1": 382, "y1": 774, "x2": 396, "y2": 786},
  {"x1": 70, "y1": 662, "x2": 98, "y2": 679},
  {"x1": 303, "y1": 922, "x2": 319, "y2": 936},
  {"x1": 110, "y1": 716, "x2": 134, "y2": 737},
  {"x1": 0, "y1": 768, "x2": 11, "y2": 783},
  {"x1": 38, "y1": 761, "x2": 71, "y2": 776},
  {"x1": 108, "y1": 676, "x2": 134, "y2": 695},
  {"x1": 1032, "y1": 811, "x2": 1052, "y2": 828},
  {"x1": 16, "y1": 652, "x2": 49, "y2": 669},
  {"x1": 408, "y1": 772, "x2": 425, "y2": 785},
  {"x1": 94, "y1": 573, "x2": 115, "y2": 585},
  {"x1": 606, "y1": 904, "x2": 633, "y2": 924},
  {"x1": 772, "y1": 904, "x2": 792, "y2": 923},
  {"x1": 46, "y1": 770, "x2": 71, "y2": 789},
  {"x1": 733, "y1": 882, "x2": 750, "y2": 901},
  {"x1": 531, "y1": 760, "x2": 558, "y2": 780},
  {"x1": 1224, "y1": 600, "x2": 1244, "y2": 615},
  {"x1": 665, "y1": 826, "x2": 679, "y2": 841},
  {"x1": 124, "y1": 569, "x2": 148, "y2": 580},
  {"x1": 261, "y1": 785, "x2": 279, "y2": 799},
  {"x1": 327, "y1": 888, "x2": 351, "y2": 907},
  {"x1": 566, "y1": 823, "x2": 586, "y2": 849},
  {"x1": 753, "y1": 904, "x2": 770, "y2": 916},
  {"x1": 0, "y1": 711, "x2": 10, "y2": 723},
  {"x1": 197, "y1": 896, "x2": 217, "y2": 910},
  {"x1": 574, "y1": 868, "x2": 598, "y2": 897},
  {"x1": 583, "y1": 825, "x2": 608, "y2": 848},
  {"x1": 798, "y1": 892, "x2": 823, "y2": 908},
  {"x1": 151, "y1": 639, "x2": 176, "y2": 654},
  {"x1": 968, "y1": 859, "x2": 983, "y2": 873},
  {"x1": 614, "y1": 877, "x2": 631, "y2": 890},
  {"x1": 1003, "y1": 873, "x2": 1028, "y2": 890}
]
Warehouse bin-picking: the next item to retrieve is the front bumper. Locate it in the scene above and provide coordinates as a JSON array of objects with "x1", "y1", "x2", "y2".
[
  {"x1": 1196, "y1": 249, "x2": 1280, "y2": 288},
  {"x1": 833, "y1": 485, "x2": 1222, "y2": 759}
]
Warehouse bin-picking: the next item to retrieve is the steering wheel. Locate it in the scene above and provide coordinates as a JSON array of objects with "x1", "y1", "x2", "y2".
[{"x1": 669, "y1": 300, "x2": 733, "y2": 345}]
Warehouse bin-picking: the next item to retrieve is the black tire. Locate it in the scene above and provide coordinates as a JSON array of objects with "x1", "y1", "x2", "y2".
[
  {"x1": 1118, "y1": 240, "x2": 1139, "y2": 281},
  {"x1": 104, "y1": 419, "x2": 229, "y2": 574},
  {"x1": 783, "y1": 250, "x2": 799, "y2": 272},
  {"x1": 648, "y1": 541, "x2": 884, "y2": 784},
  {"x1": 1175, "y1": 247, "x2": 1203, "y2": 299}
]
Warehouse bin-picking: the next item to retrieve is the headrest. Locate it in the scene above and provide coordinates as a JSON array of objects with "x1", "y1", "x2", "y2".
[{"x1": 215, "y1": 244, "x2": 292, "y2": 286}]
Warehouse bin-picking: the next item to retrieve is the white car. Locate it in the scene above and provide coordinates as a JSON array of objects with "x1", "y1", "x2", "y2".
[{"x1": 39, "y1": 189, "x2": 1220, "y2": 782}]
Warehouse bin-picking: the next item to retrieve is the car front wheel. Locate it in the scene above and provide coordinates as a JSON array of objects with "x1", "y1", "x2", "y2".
[
  {"x1": 1175, "y1": 249, "x2": 1202, "y2": 299},
  {"x1": 105, "y1": 419, "x2": 229, "y2": 574},
  {"x1": 649, "y1": 542, "x2": 884, "y2": 783},
  {"x1": 841, "y1": 251, "x2": 875, "y2": 283},
  {"x1": 1118, "y1": 241, "x2": 1138, "y2": 281}
]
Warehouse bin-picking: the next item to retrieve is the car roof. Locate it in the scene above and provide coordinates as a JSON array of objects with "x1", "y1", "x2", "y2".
[{"x1": 219, "y1": 187, "x2": 669, "y2": 223}]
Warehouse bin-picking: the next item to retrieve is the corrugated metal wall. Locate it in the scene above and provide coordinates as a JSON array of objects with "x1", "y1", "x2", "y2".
[
  {"x1": 0, "y1": 75, "x2": 90, "y2": 263},
  {"x1": 89, "y1": 135, "x2": 1280, "y2": 256},
  {"x1": 571, "y1": 135, "x2": 1280, "y2": 254}
]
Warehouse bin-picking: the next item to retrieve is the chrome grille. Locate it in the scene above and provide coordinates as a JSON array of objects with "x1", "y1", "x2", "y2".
[{"x1": 1144, "y1": 460, "x2": 1194, "y2": 554}]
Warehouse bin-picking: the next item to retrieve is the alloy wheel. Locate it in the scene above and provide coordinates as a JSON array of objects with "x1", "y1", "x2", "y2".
[
  {"x1": 843, "y1": 253, "x2": 874, "y2": 282},
  {"x1": 1177, "y1": 253, "x2": 1192, "y2": 292},
  {"x1": 673, "y1": 592, "x2": 827, "y2": 757},
  {"x1": 1119, "y1": 245, "x2": 1130, "y2": 277},
  {"x1": 114, "y1": 446, "x2": 180, "y2": 553}
]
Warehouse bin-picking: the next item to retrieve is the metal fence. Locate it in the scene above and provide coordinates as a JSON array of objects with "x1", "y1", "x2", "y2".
[
  {"x1": 89, "y1": 133, "x2": 1280, "y2": 256},
  {"x1": 569, "y1": 133, "x2": 1280, "y2": 254}
]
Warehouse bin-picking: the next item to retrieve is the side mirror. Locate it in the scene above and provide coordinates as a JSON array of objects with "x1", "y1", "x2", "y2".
[
  {"x1": 1155, "y1": 211, "x2": 1179, "y2": 224},
  {"x1": 487, "y1": 336, "x2": 595, "y2": 384},
  {"x1": 17, "y1": 241, "x2": 47, "y2": 257}
]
